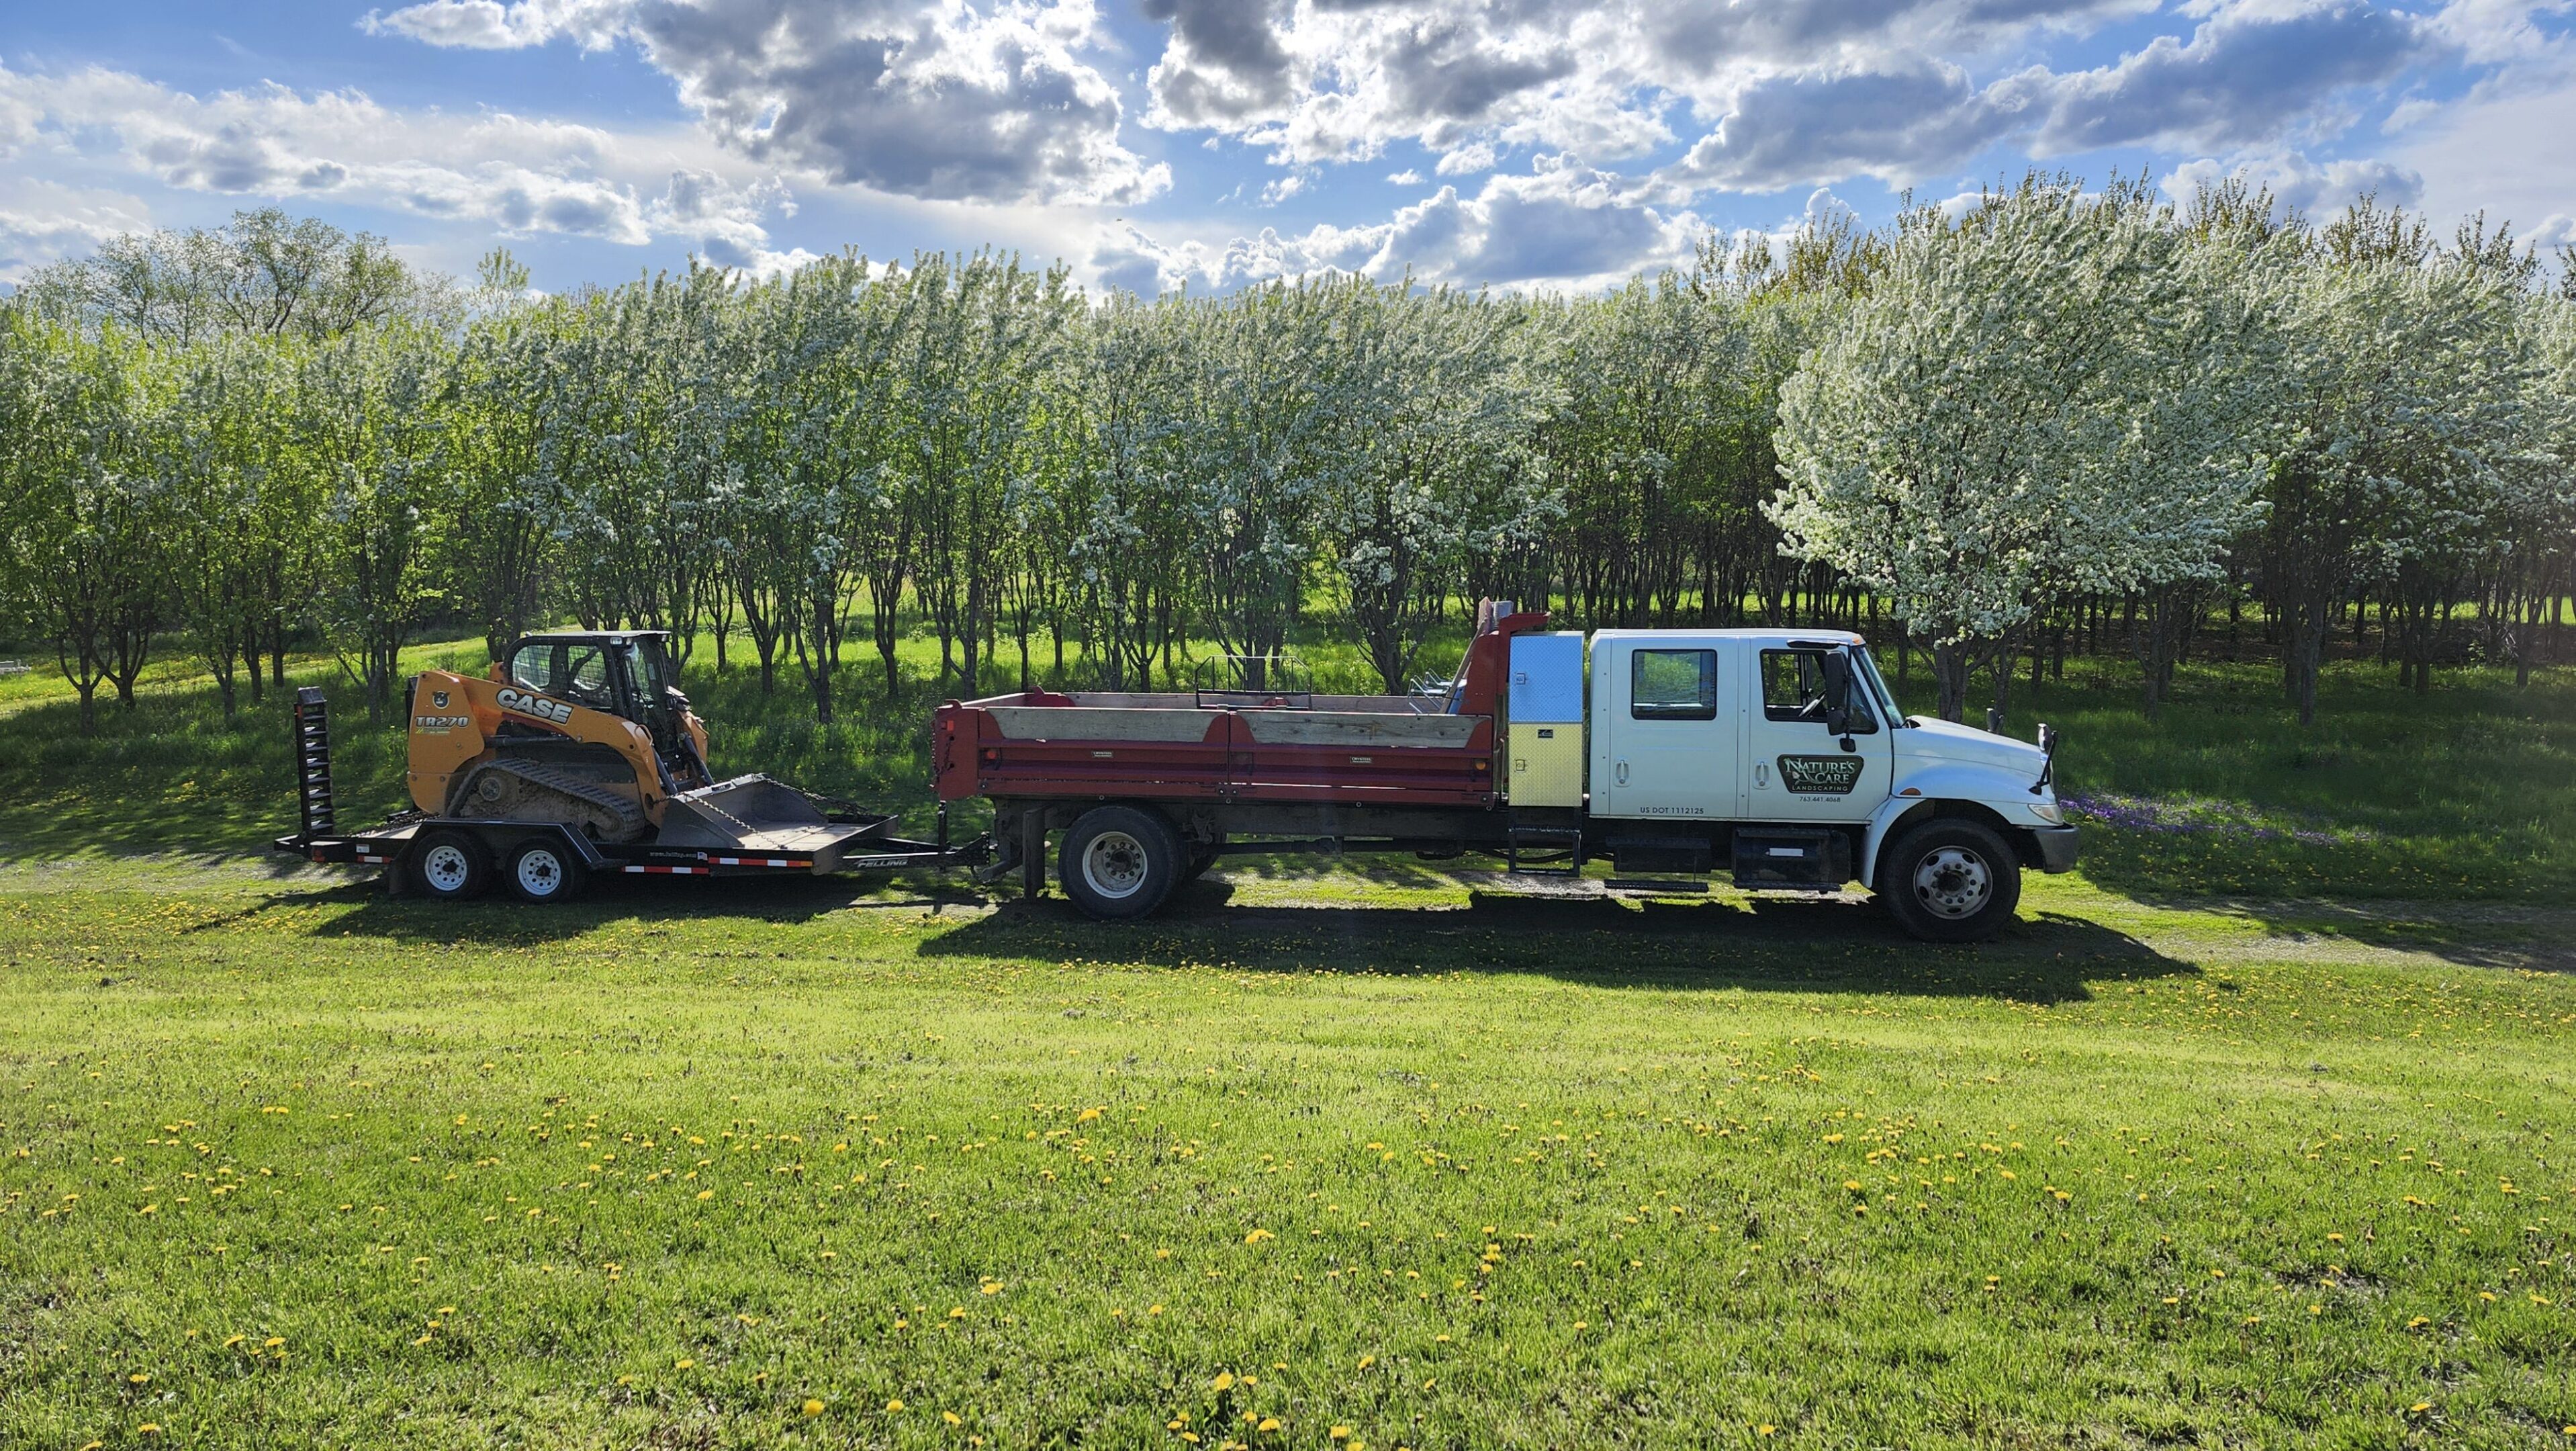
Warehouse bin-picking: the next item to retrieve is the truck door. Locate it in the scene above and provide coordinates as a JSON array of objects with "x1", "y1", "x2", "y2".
[
  {"x1": 1593, "y1": 637, "x2": 1740, "y2": 822},
  {"x1": 1742, "y1": 644, "x2": 1890, "y2": 823}
]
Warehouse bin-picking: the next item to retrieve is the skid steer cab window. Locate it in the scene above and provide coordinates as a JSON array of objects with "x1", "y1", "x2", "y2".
[
  {"x1": 562, "y1": 646, "x2": 615, "y2": 709},
  {"x1": 1630, "y1": 648, "x2": 1719, "y2": 721},
  {"x1": 508, "y1": 644, "x2": 555, "y2": 694},
  {"x1": 1763, "y1": 649, "x2": 1878, "y2": 731}
]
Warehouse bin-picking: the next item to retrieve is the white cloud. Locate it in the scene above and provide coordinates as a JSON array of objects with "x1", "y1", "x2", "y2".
[
  {"x1": 0, "y1": 59, "x2": 817, "y2": 265},
  {"x1": 2391, "y1": 50, "x2": 2576, "y2": 247},
  {"x1": 1103, "y1": 156, "x2": 1704, "y2": 295},
  {"x1": 1434, "y1": 142, "x2": 1497, "y2": 177},
  {"x1": 0, "y1": 177, "x2": 154, "y2": 284},
  {"x1": 2162, "y1": 150, "x2": 2424, "y2": 220},
  {"x1": 367, "y1": 0, "x2": 1170, "y2": 207}
]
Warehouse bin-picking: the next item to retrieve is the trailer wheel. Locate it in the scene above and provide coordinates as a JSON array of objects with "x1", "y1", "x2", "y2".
[
  {"x1": 410, "y1": 829, "x2": 491, "y2": 902},
  {"x1": 1059, "y1": 805, "x2": 1181, "y2": 920},
  {"x1": 503, "y1": 837, "x2": 588, "y2": 905},
  {"x1": 1878, "y1": 818, "x2": 2021, "y2": 942}
]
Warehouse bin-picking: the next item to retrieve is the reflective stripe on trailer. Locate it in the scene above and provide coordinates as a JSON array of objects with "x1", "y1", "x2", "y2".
[
  {"x1": 623, "y1": 865, "x2": 710, "y2": 875},
  {"x1": 715, "y1": 856, "x2": 813, "y2": 869},
  {"x1": 357, "y1": 854, "x2": 387, "y2": 865}
]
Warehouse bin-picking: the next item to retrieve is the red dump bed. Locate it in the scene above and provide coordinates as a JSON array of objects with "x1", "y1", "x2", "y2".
[{"x1": 934, "y1": 612, "x2": 1546, "y2": 807}]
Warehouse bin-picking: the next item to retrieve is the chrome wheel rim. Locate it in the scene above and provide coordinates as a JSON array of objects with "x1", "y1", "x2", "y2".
[
  {"x1": 516, "y1": 849, "x2": 564, "y2": 899},
  {"x1": 422, "y1": 843, "x2": 474, "y2": 895},
  {"x1": 1913, "y1": 845, "x2": 1992, "y2": 919},
  {"x1": 1080, "y1": 830, "x2": 1150, "y2": 900}
]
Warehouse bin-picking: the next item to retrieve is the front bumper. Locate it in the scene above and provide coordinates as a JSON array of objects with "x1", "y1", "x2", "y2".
[{"x1": 2030, "y1": 824, "x2": 2080, "y2": 873}]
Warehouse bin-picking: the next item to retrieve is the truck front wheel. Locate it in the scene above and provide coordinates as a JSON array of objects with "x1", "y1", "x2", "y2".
[
  {"x1": 1059, "y1": 805, "x2": 1183, "y2": 920},
  {"x1": 1879, "y1": 819, "x2": 2021, "y2": 942}
]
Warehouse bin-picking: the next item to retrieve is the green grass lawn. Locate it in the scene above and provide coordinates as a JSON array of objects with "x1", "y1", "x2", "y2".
[
  {"x1": 3, "y1": 631, "x2": 2573, "y2": 1447},
  {"x1": 3, "y1": 864, "x2": 2573, "y2": 1448}
]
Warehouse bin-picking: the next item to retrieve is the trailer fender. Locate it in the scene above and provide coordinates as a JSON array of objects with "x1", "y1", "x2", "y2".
[{"x1": 1857, "y1": 763, "x2": 2048, "y2": 890}]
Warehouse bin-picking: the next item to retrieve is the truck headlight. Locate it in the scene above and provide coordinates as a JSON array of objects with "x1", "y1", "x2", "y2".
[{"x1": 2029, "y1": 801, "x2": 2064, "y2": 824}]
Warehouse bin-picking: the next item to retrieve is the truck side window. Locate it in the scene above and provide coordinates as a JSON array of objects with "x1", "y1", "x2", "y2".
[
  {"x1": 1630, "y1": 649, "x2": 1718, "y2": 721},
  {"x1": 509, "y1": 644, "x2": 554, "y2": 693},
  {"x1": 1763, "y1": 650, "x2": 1878, "y2": 731}
]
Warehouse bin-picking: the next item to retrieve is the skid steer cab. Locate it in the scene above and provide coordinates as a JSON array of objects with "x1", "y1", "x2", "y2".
[{"x1": 273, "y1": 629, "x2": 986, "y2": 904}]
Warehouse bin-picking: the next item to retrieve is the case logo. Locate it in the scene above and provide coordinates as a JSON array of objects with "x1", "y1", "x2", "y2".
[
  {"x1": 1777, "y1": 754, "x2": 1865, "y2": 795},
  {"x1": 431, "y1": 690, "x2": 450, "y2": 709},
  {"x1": 496, "y1": 687, "x2": 576, "y2": 724}
]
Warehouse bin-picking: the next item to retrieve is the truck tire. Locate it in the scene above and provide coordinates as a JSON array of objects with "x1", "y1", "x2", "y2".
[
  {"x1": 1059, "y1": 805, "x2": 1182, "y2": 920},
  {"x1": 410, "y1": 828, "x2": 491, "y2": 902},
  {"x1": 1879, "y1": 818, "x2": 2021, "y2": 943},
  {"x1": 504, "y1": 836, "x2": 588, "y2": 905}
]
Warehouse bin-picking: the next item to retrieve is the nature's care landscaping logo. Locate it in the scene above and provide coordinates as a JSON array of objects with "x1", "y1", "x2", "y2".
[{"x1": 1778, "y1": 754, "x2": 1865, "y2": 795}]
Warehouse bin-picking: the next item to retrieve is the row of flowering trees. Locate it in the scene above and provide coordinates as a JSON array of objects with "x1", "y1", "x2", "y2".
[{"x1": 3, "y1": 181, "x2": 2573, "y2": 732}]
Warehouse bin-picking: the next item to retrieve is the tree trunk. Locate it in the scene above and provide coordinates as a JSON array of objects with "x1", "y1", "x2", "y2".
[{"x1": 1931, "y1": 640, "x2": 1972, "y2": 723}]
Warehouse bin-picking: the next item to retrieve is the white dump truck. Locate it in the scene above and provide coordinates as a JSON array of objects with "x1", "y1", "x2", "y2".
[{"x1": 937, "y1": 607, "x2": 2076, "y2": 941}]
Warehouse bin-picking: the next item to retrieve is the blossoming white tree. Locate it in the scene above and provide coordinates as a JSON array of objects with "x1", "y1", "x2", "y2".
[{"x1": 1769, "y1": 175, "x2": 2274, "y2": 721}]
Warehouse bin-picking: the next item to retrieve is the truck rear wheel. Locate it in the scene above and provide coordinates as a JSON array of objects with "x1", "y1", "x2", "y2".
[
  {"x1": 1059, "y1": 805, "x2": 1181, "y2": 920},
  {"x1": 504, "y1": 837, "x2": 587, "y2": 904},
  {"x1": 410, "y1": 829, "x2": 491, "y2": 902},
  {"x1": 1879, "y1": 818, "x2": 2021, "y2": 942}
]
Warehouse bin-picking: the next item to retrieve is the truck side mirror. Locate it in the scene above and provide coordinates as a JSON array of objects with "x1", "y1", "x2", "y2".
[{"x1": 1821, "y1": 651, "x2": 1852, "y2": 734}]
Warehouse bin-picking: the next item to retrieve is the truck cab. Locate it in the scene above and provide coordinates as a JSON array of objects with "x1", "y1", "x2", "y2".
[{"x1": 1563, "y1": 628, "x2": 2074, "y2": 938}]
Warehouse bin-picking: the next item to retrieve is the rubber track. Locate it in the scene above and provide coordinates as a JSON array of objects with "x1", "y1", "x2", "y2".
[{"x1": 451, "y1": 757, "x2": 647, "y2": 842}]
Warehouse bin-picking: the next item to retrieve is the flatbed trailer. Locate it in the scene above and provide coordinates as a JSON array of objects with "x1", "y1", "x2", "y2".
[{"x1": 273, "y1": 688, "x2": 987, "y2": 895}]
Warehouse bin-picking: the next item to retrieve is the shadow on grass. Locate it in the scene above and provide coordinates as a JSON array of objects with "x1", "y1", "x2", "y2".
[
  {"x1": 920, "y1": 880, "x2": 2201, "y2": 1005},
  {"x1": 182, "y1": 867, "x2": 991, "y2": 944},
  {"x1": 210, "y1": 865, "x2": 2199, "y2": 1004},
  {"x1": 2178, "y1": 896, "x2": 2576, "y2": 974}
]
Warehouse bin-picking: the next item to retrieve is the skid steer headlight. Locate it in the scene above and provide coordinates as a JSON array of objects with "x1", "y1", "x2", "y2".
[{"x1": 2029, "y1": 801, "x2": 2064, "y2": 825}]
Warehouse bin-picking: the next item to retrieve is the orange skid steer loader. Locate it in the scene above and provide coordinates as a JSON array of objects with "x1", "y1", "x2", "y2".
[{"x1": 277, "y1": 630, "x2": 981, "y2": 902}]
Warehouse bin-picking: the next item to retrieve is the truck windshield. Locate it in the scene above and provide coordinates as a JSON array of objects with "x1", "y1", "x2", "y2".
[{"x1": 1851, "y1": 646, "x2": 1905, "y2": 724}]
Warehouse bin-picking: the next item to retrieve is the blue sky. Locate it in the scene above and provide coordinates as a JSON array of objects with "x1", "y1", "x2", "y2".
[{"x1": 3, "y1": 0, "x2": 2571, "y2": 295}]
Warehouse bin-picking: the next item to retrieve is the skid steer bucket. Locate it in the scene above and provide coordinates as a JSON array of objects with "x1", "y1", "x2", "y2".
[{"x1": 655, "y1": 774, "x2": 896, "y2": 868}]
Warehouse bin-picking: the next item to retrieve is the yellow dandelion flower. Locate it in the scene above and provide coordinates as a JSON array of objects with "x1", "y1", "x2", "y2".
[
  {"x1": 1258, "y1": 1418, "x2": 1281, "y2": 1432},
  {"x1": 888, "y1": 1397, "x2": 905, "y2": 1411},
  {"x1": 944, "y1": 1411, "x2": 963, "y2": 1426},
  {"x1": 675, "y1": 1358, "x2": 695, "y2": 1369},
  {"x1": 1213, "y1": 1372, "x2": 1235, "y2": 1391},
  {"x1": 802, "y1": 1400, "x2": 825, "y2": 1417}
]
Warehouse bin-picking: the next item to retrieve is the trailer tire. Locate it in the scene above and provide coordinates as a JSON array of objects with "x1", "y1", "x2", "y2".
[
  {"x1": 1059, "y1": 805, "x2": 1182, "y2": 920},
  {"x1": 410, "y1": 829, "x2": 491, "y2": 902},
  {"x1": 504, "y1": 837, "x2": 588, "y2": 905},
  {"x1": 1878, "y1": 818, "x2": 2021, "y2": 942}
]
